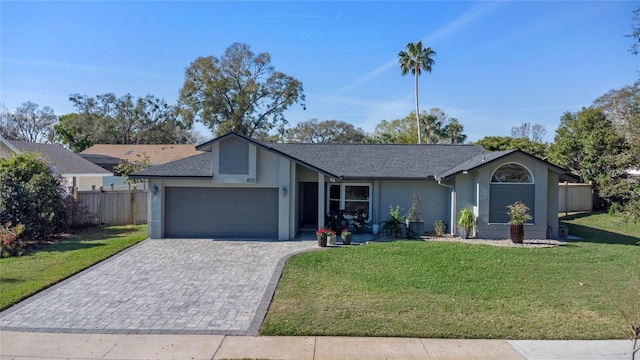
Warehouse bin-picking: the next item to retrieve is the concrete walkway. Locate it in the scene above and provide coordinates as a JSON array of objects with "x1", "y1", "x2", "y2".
[
  {"x1": 0, "y1": 239, "x2": 317, "y2": 335},
  {"x1": 0, "y1": 331, "x2": 632, "y2": 359}
]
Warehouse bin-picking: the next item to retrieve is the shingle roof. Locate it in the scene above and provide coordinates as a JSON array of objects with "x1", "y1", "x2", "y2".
[
  {"x1": 132, "y1": 133, "x2": 487, "y2": 179},
  {"x1": 80, "y1": 144, "x2": 203, "y2": 165},
  {"x1": 438, "y1": 149, "x2": 578, "y2": 182},
  {"x1": 269, "y1": 143, "x2": 486, "y2": 179},
  {"x1": 437, "y1": 150, "x2": 515, "y2": 179},
  {"x1": 131, "y1": 152, "x2": 213, "y2": 177},
  {"x1": 8, "y1": 141, "x2": 112, "y2": 175}
]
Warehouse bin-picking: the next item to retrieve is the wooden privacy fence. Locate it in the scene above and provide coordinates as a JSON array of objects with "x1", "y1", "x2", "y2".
[
  {"x1": 76, "y1": 188, "x2": 148, "y2": 225},
  {"x1": 559, "y1": 182, "x2": 593, "y2": 213}
]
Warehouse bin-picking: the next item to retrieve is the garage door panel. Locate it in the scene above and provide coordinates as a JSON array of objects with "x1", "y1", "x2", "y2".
[{"x1": 165, "y1": 187, "x2": 278, "y2": 238}]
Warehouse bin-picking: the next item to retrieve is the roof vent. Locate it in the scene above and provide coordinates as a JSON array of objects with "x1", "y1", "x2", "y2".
[{"x1": 482, "y1": 155, "x2": 485, "y2": 162}]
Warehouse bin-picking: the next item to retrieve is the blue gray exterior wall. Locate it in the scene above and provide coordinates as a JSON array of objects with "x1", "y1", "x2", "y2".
[
  {"x1": 457, "y1": 153, "x2": 557, "y2": 240},
  {"x1": 144, "y1": 135, "x2": 563, "y2": 241}
]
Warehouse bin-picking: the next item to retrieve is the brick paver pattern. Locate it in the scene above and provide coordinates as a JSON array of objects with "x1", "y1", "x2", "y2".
[{"x1": 0, "y1": 239, "x2": 316, "y2": 334}]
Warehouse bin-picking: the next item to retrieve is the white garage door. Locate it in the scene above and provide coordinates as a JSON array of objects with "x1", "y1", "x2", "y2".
[{"x1": 165, "y1": 187, "x2": 278, "y2": 238}]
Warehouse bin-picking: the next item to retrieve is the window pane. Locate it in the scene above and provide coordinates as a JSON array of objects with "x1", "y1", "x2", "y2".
[
  {"x1": 345, "y1": 201, "x2": 369, "y2": 214},
  {"x1": 330, "y1": 185, "x2": 340, "y2": 199},
  {"x1": 329, "y1": 200, "x2": 340, "y2": 213},
  {"x1": 491, "y1": 164, "x2": 532, "y2": 183},
  {"x1": 345, "y1": 186, "x2": 369, "y2": 200}
]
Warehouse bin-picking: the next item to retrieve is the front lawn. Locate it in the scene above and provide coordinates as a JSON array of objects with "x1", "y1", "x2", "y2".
[
  {"x1": 262, "y1": 213, "x2": 639, "y2": 339},
  {"x1": 0, "y1": 225, "x2": 147, "y2": 310}
]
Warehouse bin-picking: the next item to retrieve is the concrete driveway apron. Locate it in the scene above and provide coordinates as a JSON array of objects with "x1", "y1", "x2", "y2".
[{"x1": 0, "y1": 239, "x2": 317, "y2": 335}]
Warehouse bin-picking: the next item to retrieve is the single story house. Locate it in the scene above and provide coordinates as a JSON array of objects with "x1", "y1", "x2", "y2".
[
  {"x1": 0, "y1": 136, "x2": 112, "y2": 191},
  {"x1": 131, "y1": 132, "x2": 575, "y2": 240},
  {"x1": 80, "y1": 144, "x2": 204, "y2": 189}
]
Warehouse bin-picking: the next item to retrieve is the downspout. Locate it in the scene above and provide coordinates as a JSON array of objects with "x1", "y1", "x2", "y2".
[{"x1": 436, "y1": 177, "x2": 456, "y2": 236}]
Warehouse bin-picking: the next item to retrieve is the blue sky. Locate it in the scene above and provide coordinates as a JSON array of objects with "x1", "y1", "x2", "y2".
[{"x1": 1, "y1": 1, "x2": 638, "y2": 143}]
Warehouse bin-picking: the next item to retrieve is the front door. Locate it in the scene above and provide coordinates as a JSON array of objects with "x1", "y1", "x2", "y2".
[{"x1": 301, "y1": 182, "x2": 318, "y2": 226}]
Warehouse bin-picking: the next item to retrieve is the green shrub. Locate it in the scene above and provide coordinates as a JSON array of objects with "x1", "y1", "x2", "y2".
[
  {"x1": 383, "y1": 205, "x2": 403, "y2": 238},
  {"x1": 1, "y1": 223, "x2": 25, "y2": 258},
  {"x1": 64, "y1": 196, "x2": 99, "y2": 229},
  {"x1": 622, "y1": 197, "x2": 640, "y2": 224},
  {"x1": 433, "y1": 220, "x2": 446, "y2": 237},
  {"x1": 0, "y1": 153, "x2": 68, "y2": 239},
  {"x1": 608, "y1": 202, "x2": 620, "y2": 216}
]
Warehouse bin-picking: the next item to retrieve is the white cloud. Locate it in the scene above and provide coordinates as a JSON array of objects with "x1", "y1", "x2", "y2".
[{"x1": 337, "y1": 2, "x2": 505, "y2": 94}]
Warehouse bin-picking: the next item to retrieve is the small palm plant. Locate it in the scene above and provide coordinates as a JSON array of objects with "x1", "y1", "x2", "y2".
[
  {"x1": 383, "y1": 205, "x2": 404, "y2": 238},
  {"x1": 507, "y1": 201, "x2": 532, "y2": 243},
  {"x1": 457, "y1": 208, "x2": 475, "y2": 239}
]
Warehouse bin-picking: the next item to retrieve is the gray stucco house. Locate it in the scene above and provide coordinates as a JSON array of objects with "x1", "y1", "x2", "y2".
[{"x1": 132, "y1": 132, "x2": 574, "y2": 240}]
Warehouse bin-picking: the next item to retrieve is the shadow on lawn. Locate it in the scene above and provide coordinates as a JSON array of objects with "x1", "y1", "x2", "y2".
[
  {"x1": 23, "y1": 226, "x2": 140, "y2": 255},
  {"x1": 560, "y1": 212, "x2": 639, "y2": 246}
]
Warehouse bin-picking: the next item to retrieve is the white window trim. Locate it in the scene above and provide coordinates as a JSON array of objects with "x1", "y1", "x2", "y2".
[
  {"x1": 490, "y1": 162, "x2": 534, "y2": 184},
  {"x1": 326, "y1": 183, "x2": 372, "y2": 218}
]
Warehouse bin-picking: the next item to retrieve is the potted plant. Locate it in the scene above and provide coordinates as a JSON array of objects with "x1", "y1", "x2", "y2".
[
  {"x1": 433, "y1": 220, "x2": 446, "y2": 237},
  {"x1": 507, "y1": 201, "x2": 532, "y2": 243},
  {"x1": 457, "y1": 208, "x2": 475, "y2": 239},
  {"x1": 341, "y1": 228, "x2": 352, "y2": 245},
  {"x1": 405, "y1": 192, "x2": 424, "y2": 237},
  {"x1": 382, "y1": 205, "x2": 403, "y2": 238},
  {"x1": 315, "y1": 228, "x2": 329, "y2": 247},
  {"x1": 371, "y1": 209, "x2": 380, "y2": 235},
  {"x1": 326, "y1": 229, "x2": 337, "y2": 246}
]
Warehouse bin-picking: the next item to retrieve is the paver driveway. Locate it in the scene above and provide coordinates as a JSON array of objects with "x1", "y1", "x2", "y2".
[{"x1": 0, "y1": 239, "x2": 317, "y2": 335}]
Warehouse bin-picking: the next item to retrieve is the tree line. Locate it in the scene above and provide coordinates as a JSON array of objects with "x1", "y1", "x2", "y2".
[{"x1": 1, "y1": 39, "x2": 638, "y2": 220}]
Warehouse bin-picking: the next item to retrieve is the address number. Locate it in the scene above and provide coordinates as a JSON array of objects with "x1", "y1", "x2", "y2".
[{"x1": 246, "y1": 177, "x2": 256, "y2": 183}]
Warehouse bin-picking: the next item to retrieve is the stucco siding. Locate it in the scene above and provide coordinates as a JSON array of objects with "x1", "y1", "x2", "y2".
[
  {"x1": 473, "y1": 153, "x2": 553, "y2": 240},
  {"x1": 296, "y1": 165, "x2": 320, "y2": 182},
  {"x1": 219, "y1": 137, "x2": 249, "y2": 174},
  {"x1": 547, "y1": 171, "x2": 560, "y2": 239},
  {"x1": 147, "y1": 146, "x2": 294, "y2": 239},
  {"x1": 76, "y1": 176, "x2": 108, "y2": 191},
  {"x1": 378, "y1": 180, "x2": 449, "y2": 232}
]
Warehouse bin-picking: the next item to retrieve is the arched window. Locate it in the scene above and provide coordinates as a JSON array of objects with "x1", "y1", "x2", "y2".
[
  {"x1": 491, "y1": 163, "x2": 533, "y2": 183},
  {"x1": 489, "y1": 163, "x2": 535, "y2": 223}
]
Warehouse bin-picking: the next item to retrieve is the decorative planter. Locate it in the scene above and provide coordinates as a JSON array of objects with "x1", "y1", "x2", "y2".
[
  {"x1": 317, "y1": 234, "x2": 327, "y2": 247},
  {"x1": 372, "y1": 224, "x2": 380, "y2": 235},
  {"x1": 407, "y1": 221, "x2": 424, "y2": 238},
  {"x1": 510, "y1": 224, "x2": 524, "y2": 243},
  {"x1": 327, "y1": 235, "x2": 337, "y2": 246},
  {"x1": 458, "y1": 226, "x2": 469, "y2": 239},
  {"x1": 342, "y1": 233, "x2": 352, "y2": 245}
]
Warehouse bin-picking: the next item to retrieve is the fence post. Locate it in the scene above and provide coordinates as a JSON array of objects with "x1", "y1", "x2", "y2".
[
  {"x1": 564, "y1": 181, "x2": 568, "y2": 216},
  {"x1": 131, "y1": 184, "x2": 137, "y2": 225}
]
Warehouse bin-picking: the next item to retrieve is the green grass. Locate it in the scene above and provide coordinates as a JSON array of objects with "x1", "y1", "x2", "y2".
[
  {"x1": 0, "y1": 225, "x2": 147, "y2": 310},
  {"x1": 262, "y1": 212, "x2": 639, "y2": 339}
]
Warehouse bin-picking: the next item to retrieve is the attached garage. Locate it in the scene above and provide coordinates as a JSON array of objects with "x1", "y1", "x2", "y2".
[{"x1": 164, "y1": 187, "x2": 278, "y2": 238}]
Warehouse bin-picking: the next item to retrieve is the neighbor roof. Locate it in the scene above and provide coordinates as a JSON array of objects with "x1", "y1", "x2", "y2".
[
  {"x1": 80, "y1": 144, "x2": 203, "y2": 165},
  {"x1": 8, "y1": 140, "x2": 111, "y2": 176}
]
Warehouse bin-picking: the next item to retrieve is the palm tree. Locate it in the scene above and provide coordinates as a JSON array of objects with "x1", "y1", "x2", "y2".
[
  {"x1": 398, "y1": 41, "x2": 436, "y2": 144},
  {"x1": 442, "y1": 118, "x2": 467, "y2": 144}
]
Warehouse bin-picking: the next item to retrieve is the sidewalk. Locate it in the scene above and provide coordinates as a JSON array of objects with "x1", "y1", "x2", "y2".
[{"x1": 0, "y1": 331, "x2": 632, "y2": 359}]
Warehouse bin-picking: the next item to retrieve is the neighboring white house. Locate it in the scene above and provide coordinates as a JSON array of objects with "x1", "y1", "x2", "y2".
[
  {"x1": 132, "y1": 132, "x2": 577, "y2": 241},
  {"x1": 0, "y1": 136, "x2": 112, "y2": 191}
]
